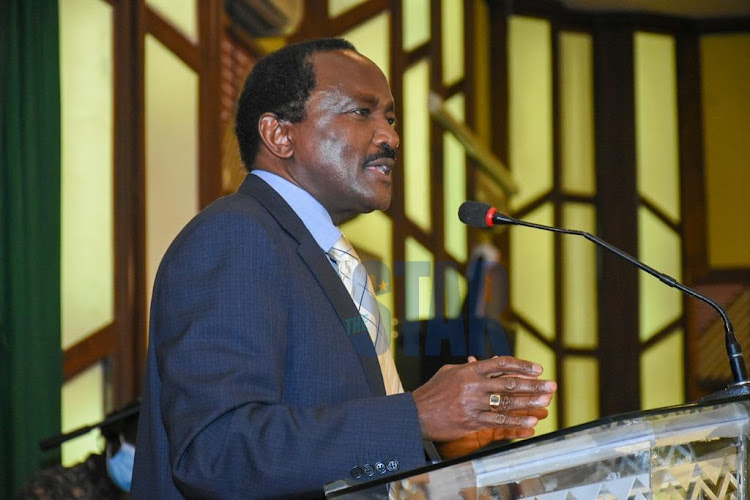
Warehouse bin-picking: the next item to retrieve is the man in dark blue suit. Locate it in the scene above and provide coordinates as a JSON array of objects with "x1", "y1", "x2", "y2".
[{"x1": 132, "y1": 38, "x2": 557, "y2": 498}]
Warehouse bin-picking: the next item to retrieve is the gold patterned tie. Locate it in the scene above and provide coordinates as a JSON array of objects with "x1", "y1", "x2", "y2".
[{"x1": 328, "y1": 234, "x2": 404, "y2": 395}]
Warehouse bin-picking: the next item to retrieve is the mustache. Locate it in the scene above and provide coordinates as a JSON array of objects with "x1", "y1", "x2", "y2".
[{"x1": 363, "y1": 145, "x2": 397, "y2": 164}]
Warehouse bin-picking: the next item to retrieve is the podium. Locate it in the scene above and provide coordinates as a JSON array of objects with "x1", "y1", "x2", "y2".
[{"x1": 325, "y1": 395, "x2": 750, "y2": 499}]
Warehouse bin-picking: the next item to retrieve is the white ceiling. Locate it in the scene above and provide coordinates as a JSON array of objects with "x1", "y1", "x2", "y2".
[{"x1": 560, "y1": 0, "x2": 750, "y2": 18}]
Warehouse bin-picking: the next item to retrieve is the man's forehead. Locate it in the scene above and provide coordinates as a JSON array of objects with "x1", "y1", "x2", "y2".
[
  {"x1": 310, "y1": 50, "x2": 393, "y2": 103},
  {"x1": 312, "y1": 51, "x2": 385, "y2": 84},
  {"x1": 310, "y1": 48, "x2": 370, "y2": 69}
]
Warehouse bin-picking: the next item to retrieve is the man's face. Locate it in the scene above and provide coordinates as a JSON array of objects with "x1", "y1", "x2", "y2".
[{"x1": 287, "y1": 50, "x2": 399, "y2": 224}]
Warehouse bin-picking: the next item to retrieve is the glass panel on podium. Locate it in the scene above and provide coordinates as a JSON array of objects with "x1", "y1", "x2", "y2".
[{"x1": 325, "y1": 397, "x2": 750, "y2": 499}]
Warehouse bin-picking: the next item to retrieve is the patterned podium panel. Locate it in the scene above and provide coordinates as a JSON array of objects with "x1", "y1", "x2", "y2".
[
  {"x1": 486, "y1": 438, "x2": 742, "y2": 500},
  {"x1": 327, "y1": 397, "x2": 749, "y2": 500}
]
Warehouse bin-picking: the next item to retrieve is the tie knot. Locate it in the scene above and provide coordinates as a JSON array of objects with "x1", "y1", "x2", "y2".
[{"x1": 328, "y1": 234, "x2": 359, "y2": 265}]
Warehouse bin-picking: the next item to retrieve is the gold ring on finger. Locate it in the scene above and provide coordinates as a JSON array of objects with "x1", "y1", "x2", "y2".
[{"x1": 489, "y1": 393, "x2": 501, "y2": 410}]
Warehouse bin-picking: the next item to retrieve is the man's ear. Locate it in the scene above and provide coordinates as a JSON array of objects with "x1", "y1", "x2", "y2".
[{"x1": 258, "y1": 113, "x2": 294, "y2": 159}]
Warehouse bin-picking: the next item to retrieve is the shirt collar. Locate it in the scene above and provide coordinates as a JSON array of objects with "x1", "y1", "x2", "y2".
[{"x1": 251, "y1": 170, "x2": 341, "y2": 253}]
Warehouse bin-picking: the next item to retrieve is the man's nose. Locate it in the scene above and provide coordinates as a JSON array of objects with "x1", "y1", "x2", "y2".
[{"x1": 374, "y1": 121, "x2": 399, "y2": 150}]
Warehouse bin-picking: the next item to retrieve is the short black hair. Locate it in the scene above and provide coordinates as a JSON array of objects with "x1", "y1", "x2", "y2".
[{"x1": 234, "y1": 38, "x2": 357, "y2": 169}]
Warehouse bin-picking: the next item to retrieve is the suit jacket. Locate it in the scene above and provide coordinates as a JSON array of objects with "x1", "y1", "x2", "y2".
[{"x1": 131, "y1": 175, "x2": 427, "y2": 499}]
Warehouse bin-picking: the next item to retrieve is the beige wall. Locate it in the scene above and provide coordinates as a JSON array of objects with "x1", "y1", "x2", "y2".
[{"x1": 702, "y1": 33, "x2": 750, "y2": 269}]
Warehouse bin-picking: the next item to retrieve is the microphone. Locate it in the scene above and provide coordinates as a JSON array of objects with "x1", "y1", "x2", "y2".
[{"x1": 458, "y1": 200, "x2": 750, "y2": 400}]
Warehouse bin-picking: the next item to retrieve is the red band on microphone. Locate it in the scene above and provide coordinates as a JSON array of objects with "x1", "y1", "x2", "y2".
[{"x1": 485, "y1": 207, "x2": 497, "y2": 228}]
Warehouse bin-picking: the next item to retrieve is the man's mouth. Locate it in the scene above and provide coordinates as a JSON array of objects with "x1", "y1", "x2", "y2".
[
  {"x1": 363, "y1": 146, "x2": 397, "y2": 177},
  {"x1": 365, "y1": 164, "x2": 392, "y2": 176}
]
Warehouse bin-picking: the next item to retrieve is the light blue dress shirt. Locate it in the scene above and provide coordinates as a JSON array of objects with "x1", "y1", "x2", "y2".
[{"x1": 251, "y1": 170, "x2": 341, "y2": 257}]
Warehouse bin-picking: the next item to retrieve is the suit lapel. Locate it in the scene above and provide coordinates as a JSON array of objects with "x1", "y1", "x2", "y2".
[{"x1": 240, "y1": 175, "x2": 387, "y2": 397}]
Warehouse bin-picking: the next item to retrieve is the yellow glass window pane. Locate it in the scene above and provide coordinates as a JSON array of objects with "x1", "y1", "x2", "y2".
[
  {"x1": 341, "y1": 11, "x2": 390, "y2": 82},
  {"x1": 563, "y1": 356, "x2": 599, "y2": 426},
  {"x1": 443, "y1": 93, "x2": 467, "y2": 262},
  {"x1": 641, "y1": 329, "x2": 685, "y2": 409},
  {"x1": 145, "y1": 35, "x2": 200, "y2": 307},
  {"x1": 403, "y1": 0, "x2": 430, "y2": 51},
  {"x1": 561, "y1": 203, "x2": 597, "y2": 348},
  {"x1": 329, "y1": 0, "x2": 368, "y2": 17},
  {"x1": 514, "y1": 326, "x2": 557, "y2": 434},
  {"x1": 635, "y1": 32, "x2": 680, "y2": 224},
  {"x1": 405, "y1": 237, "x2": 434, "y2": 321},
  {"x1": 639, "y1": 207, "x2": 682, "y2": 342},
  {"x1": 472, "y1": 0, "x2": 491, "y2": 145},
  {"x1": 508, "y1": 16, "x2": 553, "y2": 210},
  {"x1": 403, "y1": 60, "x2": 432, "y2": 231},
  {"x1": 146, "y1": 0, "x2": 197, "y2": 43},
  {"x1": 61, "y1": 363, "x2": 105, "y2": 466},
  {"x1": 701, "y1": 34, "x2": 750, "y2": 269},
  {"x1": 511, "y1": 204, "x2": 555, "y2": 340},
  {"x1": 341, "y1": 211, "x2": 394, "y2": 321},
  {"x1": 60, "y1": 0, "x2": 114, "y2": 349},
  {"x1": 444, "y1": 265, "x2": 467, "y2": 319},
  {"x1": 441, "y1": 0, "x2": 464, "y2": 86},
  {"x1": 559, "y1": 31, "x2": 595, "y2": 195}
]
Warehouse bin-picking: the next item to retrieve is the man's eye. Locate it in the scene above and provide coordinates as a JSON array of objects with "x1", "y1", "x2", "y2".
[
  {"x1": 353, "y1": 108, "x2": 371, "y2": 117},
  {"x1": 387, "y1": 117, "x2": 397, "y2": 127}
]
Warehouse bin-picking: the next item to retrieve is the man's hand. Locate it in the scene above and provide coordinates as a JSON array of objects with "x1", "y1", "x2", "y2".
[
  {"x1": 436, "y1": 408, "x2": 549, "y2": 459},
  {"x1": 411, "y1": 356, "x2": 556, "y2": 443}
]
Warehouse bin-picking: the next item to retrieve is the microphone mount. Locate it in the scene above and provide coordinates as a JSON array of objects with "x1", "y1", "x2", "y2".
[{"x1": 460, "y1": 201, "x2": 750, "y2": 401}]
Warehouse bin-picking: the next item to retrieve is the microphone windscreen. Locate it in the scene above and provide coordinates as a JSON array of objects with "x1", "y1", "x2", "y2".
[{"x1": 458, "y1": 201, "x2": 493, "y2": 228}]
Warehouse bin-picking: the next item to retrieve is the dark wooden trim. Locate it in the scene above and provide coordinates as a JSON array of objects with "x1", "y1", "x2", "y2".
[
  {"x1": 510, "y1": 313, "x2": 556, "y2": 349},
  {"x1": 291, "y1": 0, "x2": 392, "y2": 40},
  {"x1": 594, "y1": 24, "x2": 641, "y2": 415},
  {"x1": 676, "y1": 32, "x2": 706, "y2": 401},
  {"x1": 507, "y1": 0, "x2": 702, "y2": 34},
  {"x1": 684, "y1": 291, "x2": 702, "y2": 400},
  {"x1": 443, "y1": 249, "x2": 469, "y2": 273},
  {"x1": 406, "y1": 42, "x2": 430, "y2": 66},
  {"x1": 505, "y1": 0, "x2": 568, "y2": 19},
  {"x1": 639, "y1": 195, "x2": 681, "y2": 233},
  {"x1": 561, "y1": 347, "x2": 599, "y2": 356},
  {"x1": 582, "y1": 14, "x2": 696, "y2": 34},
  {"x1": 697, "y1": 377, "x2": 733, "y2": 394},
  {"x1": 556, "y1": 23, "x2": 594, "y2": 34},
  {"x1": 561, "y1": 193, "x2": 596, "y2": 204},
  {"x1": 463, "y1": 0, "x2": 476, "y2": 259},
  {"x1": 488, "y1": 1, "x2": 509, "y2": 181},
  {"x1": 696, "y1": 17, "x2": 750, "y2": 33},
  {"x1": 145, "y1": 4, "x2": 200, "y2": 70},
  {"x1": 509, "y1": 0, "x2": 750, "y2": 35},
  {"x1": 401, "y1": 219, "x2": 434, "y2": 253},
  {"x1": 505, "y1": 0, "x2": 750, "y2": 35},
  {"x1": 429, "y1": 0, "x2": 446, "y2": 317},
  {"x1": 678, "y1": 34, "x2": 709, "y2": 284},
  {"x1": 390, "y1": 0, "x2": 407, "y2": 325},
  {"x1": 487, "y1": 0, "x2": 510, "y2": 322},
  {"x1": 323, "y1": 0, "x2": 391, "y2": 36},
  {"x1": 113, "y1": 0, "x2": 147, "y2": 406},
  {"x1": 511, "y1": 191, "x2": 554, "y2": 219},
  {"x1": 63, "y1": 324, "x2": 118, "y2": 382},
  {"x1": 700, "y1": 269, "x2": 750, "y2": 285},
  {"x1": 290, "y1": 0, "x2": 328, "y2": 41},
  {"x1": 641, "y1": 316, "x2": 685, "y2": 350},
  {"x1": 198, "y1": 0, "x2": 223, "y2": 208},
  {"x1": 444, "y1": 79, "x2": 464, "y2": 99},
  {"x1": 550, "y1": 18, "x2": 566, "y2": 427}
]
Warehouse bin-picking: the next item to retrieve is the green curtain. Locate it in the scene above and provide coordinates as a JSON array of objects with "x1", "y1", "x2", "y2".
[{"x1": 0, "y1": 0, "x2": 62, "y2": 496}]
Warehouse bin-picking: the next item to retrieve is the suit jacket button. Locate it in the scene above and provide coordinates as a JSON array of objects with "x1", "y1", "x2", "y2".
[
  {"x1": 387, "y1": 459, "x2": 399, "y2": 472},
  {"x1": 351, "y1": 466, "x2": 364, "y2": 479},
  {"x1": 363, "y1": 464, "x2": 375, "y2": 476},
  {"x1": 375, "y1": 462, "x2": 386, "y2": 474}
]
